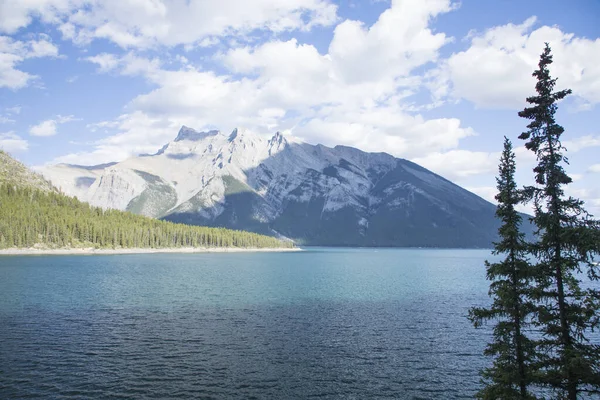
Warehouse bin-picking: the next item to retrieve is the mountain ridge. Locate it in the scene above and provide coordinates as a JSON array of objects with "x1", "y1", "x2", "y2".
[{"x1": 40, "y1": 126, "x2": 509, "y2": 247}]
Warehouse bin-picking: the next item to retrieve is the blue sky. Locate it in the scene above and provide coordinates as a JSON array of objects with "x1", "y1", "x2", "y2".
[{"x1": 1, "y1": 0, "x2": 599, "y2": 213}]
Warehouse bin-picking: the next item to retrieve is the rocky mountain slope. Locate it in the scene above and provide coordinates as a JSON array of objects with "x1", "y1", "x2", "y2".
[
  {"x1": 0, "y1": 150, "x2": 55, "y2": 192},
  {"x1": 40, "y1": 126, "x2": 508, "y2": 247},
  {"x1": 0, "y1": 150, "x2": 290, "y2": 250}
]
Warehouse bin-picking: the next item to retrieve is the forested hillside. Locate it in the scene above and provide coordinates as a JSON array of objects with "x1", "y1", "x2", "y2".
[{"x1": 0, "y1": 152, "x2": 292, "y2": 250}]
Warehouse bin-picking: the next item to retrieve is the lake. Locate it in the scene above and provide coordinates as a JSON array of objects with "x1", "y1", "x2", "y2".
[{"x1": 0, "y1": 248, "x2": 497, "y2": 399}]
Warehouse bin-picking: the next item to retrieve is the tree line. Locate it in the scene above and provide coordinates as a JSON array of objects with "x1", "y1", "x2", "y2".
[
  {"x1": 470, "y1": 44, "x2": 600, "y2": 399},
  {"x1": 0, "y1": 183, "x2": 292, "y2": 250}
]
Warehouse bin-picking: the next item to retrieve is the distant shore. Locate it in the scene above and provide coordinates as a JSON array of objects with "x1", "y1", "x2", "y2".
[{"x1": 0, "y1": 247, "x2": 301, "y2": 256}]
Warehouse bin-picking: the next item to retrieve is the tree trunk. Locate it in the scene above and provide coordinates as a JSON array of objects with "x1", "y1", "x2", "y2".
[
  {"x1": 547, "y1": 131, "x2": 576, "y2": 400},
  {"x1": 510, "y1": 248, "x2": 528, "y2": 398},
  {"x1": 555, "y1": 250, "x2": 576, "y2": 400}
]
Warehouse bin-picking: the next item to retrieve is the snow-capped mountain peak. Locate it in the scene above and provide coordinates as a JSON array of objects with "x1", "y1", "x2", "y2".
[
  {"x1": 39, "y1": 125, "x2": 505, "y2": 247},
  {"x1": 174, "y1": 125, "x2": 221, "y2": 142}
]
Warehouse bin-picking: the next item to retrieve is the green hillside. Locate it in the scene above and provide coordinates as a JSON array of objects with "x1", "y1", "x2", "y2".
[{"x1": 0, "y1": 152, "x2": 292, "y2": 250}]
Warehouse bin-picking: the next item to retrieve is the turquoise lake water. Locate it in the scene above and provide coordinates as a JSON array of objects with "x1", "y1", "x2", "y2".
[{"x1": 0, "y1": 248, "x2": 499, "y2": 399}]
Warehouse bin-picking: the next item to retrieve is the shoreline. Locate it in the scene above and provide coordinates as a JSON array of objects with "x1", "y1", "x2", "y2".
[{"x1": 0, "y1": 247, "x2": 301, "y2": 256}]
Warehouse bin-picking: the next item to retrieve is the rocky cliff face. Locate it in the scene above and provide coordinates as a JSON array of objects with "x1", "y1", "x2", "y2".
[{"x1": 40, "y1": 126, "x2": 503, "y2": 247}]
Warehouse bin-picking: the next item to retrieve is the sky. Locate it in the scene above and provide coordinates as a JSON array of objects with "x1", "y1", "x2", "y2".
[{"x1": 1, "y1": 0, "x2": 599, "y2": 214}]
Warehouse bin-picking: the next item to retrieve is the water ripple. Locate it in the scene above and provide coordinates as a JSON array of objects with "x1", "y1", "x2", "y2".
[
  {"x1": 0, "y1": 249, "x2": 507, "y2": 399},
  {"x1": 1, "y1": 303, "x2": 487, "y2": 399}
]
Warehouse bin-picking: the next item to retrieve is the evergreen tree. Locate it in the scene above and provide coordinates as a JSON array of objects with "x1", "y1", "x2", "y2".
[
  {"x1": 470, "y1": 138, "x2": 538, "y2": 399},
  {"x1": 0, "y1": 182, "x2": 293, "y2": 250},
  {"x1": 518, "y1": 43, "x2": 600, "y2": 399}
]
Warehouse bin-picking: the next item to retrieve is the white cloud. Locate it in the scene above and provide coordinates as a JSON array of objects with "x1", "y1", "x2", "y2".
[
  {"x1": 0, "y1": 0, "x2": 77, "y2": 34},
  {"x1": 0, "y1": 131, "x2": 28, "y2": 152},
  {"x1": 408, "y1": 142, "x2": 538, "y2": 184},
  {"x1": 464, "y1": 185, "x2": 497, "y2": 204},
  {"x1": 513, "y1": 144, "x2": 537, "y2": 166},
  {"x1": 327, "y1": 0, "x2": 453, "y2": 84},
  {"x1": 223, "y1": 0, "x2": 454, "y2": 86},
  {"x1": 296, "y1": 106, "x2": 474, "y2": 158},
  {"x1": 5, "y1": 1, "x2": 595, "y2": 219},
  {"x1": 0, "y1": 106, "x2": 20, "y2": 124},
  {"x1": 85, "y1": 53, "x2": 120, "y2": 72},
  {"x1": 572, "y1": 173, "x2": 584, "y2": 181},
  {"x1": 564, "y1": 186, "x2": 600, "y2": 216},
  {"x1": 467, "y1": 185, "x2": 536, "y2": 215},
  {"x1": 28, "y1": 36, "x2": 61, "y2": 57},
  {"x1": 74, "y1": 0, "x2": 464, "y2": 162},
  {"x1": 1, "y1": 0, "x2": 338, "y2": 49},
  {"x1": 589, "y1": 164, "x2": 600, "y2": 173},
  {"x1": 53, "y1": 111, "x2": 183, "y2": 165},
  {"x1": 439, "y1": 17, "x2": 600, "y2": 109},
  {"x1": 86, "y1": 51, "x2": 161, "y2": 78},
  {"x1": 86, "y1": 120, "x2": 120, "y2": 132},
  {"x1": 0, "y1": 35, "x2": 59, "y2": 89},
  {"x1": 47, "y1": 0, "x2": 473, "y2": 166},
  {"x1": 412, "y1": 150, "x2": 499, "y2": 182},
  {"x1": 30, "y1": 120, "x2": 58, "y2": 137},
  {"x1": 29, "y1": 115, "x2": 77, "y2": 137},
  {"x1": 563, "y1": 135, "x2": 600, "y2": 153}
]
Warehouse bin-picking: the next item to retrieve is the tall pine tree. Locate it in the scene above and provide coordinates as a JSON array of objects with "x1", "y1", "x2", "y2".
[
  {"x1": 470, "y1": 137, "x2": 537, "y2": 400},
  {"x1": 518, "y1": 43, "x2": 600, "y2": 399}
]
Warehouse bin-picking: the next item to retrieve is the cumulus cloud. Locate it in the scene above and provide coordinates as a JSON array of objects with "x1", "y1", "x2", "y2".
[
  {"x1": 16, "y1": 1, "x2": 597, "y2": 214},
  {"x1": 327, "y1": 0, "x2": 453, "y2": 84},
  {"x1": 222, "y1": 0, "x2": 454, "y2": 87},
  {"x1": 0, "y1": 131, "x2": 28, "y2": 152},
  {"x1": 29, "y1": 115, "x2": 78, "y2": 137},
  {"x1": 296, "y1": 106, "x2": 474, "y2": 158},
  {"x1": 1, "y1": 0, "x2": 338, "y2": 49},
  {"x1": 0, "y1": 35, "x2": 60, "y2": 89},
  {"x1": 437, "y1": 16, "x2": 600, "y2": 109},
  {"x1": 70, "y1": 0, "x2": 466, "y2": 164},
  {"x1": 5, "y1": 0, "x2": 593, "y2": 217}
]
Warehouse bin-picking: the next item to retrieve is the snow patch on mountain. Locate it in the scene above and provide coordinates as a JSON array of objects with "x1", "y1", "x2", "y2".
[
  {"x1": 38, "y1": 125, "x2": 502, "y2": 247},
  {"x1": 40, "y1": 126, "x2": 426, "y2": 218}
]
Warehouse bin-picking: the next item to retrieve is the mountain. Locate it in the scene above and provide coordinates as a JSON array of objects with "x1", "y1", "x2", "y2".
[
  {"x1": 0, "y1": 151, "x2": 291, "y2": 250},
  {"x1": 0, "y1": 150, "x2": 55, "y2": 192},
  {"x1": 40, "y1": 126, "x2": 507, "y2": 247}
]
